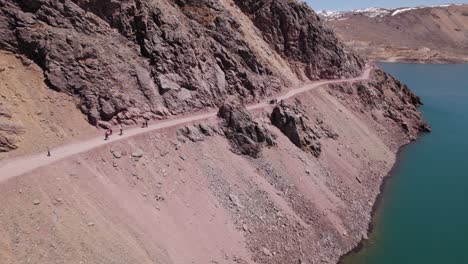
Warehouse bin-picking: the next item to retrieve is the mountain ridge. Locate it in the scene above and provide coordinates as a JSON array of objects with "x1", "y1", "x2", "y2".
[{"x1": 318, "y1": 3, "x2": 468, "y2": 63}]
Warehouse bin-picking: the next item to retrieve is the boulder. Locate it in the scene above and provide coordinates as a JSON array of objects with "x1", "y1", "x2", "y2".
[
  {"x1": 271, "y1": 103, "x2": 322, "y2": 157},
  {"x1": 131, "y1": 148, "x2": 144, "y2": 158},
  {"x1": 218, "y1": 102, "x2": 275, "y2": 158},
  {"x1": 177, "y1": 126, "x2": 205, "y2": 142}
]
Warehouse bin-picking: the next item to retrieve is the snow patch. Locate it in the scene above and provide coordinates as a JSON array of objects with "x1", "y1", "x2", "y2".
[{"x1": 318, "y1": 3, "x2": 465, "y2": 20}]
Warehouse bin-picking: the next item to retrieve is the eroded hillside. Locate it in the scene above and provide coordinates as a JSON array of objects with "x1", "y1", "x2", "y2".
[
  {"x1": 0, "y1": 0, "x2": 430, "y2": 263},
  {"x1": 320, "y1": 4, "x2": 468, "y2": 63},
  {"x1": 0, "y1": 51, "x2": 95, "y2": 159},
  {"x1": 0, "y1": 66, "x2": 428, "y2": 263}
]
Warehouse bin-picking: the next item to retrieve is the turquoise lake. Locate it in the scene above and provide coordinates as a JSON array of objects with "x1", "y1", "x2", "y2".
[{"x1": 343, "y1": 63, "x2": 468, "y2": 264}]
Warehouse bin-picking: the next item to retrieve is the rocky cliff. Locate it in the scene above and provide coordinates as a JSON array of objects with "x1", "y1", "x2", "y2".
[
  {"x1": 0, "y1": 1, "x2": 431, "y2": 264},
  {"x1": 0, "y1": 0, "x2": 363, "y2": 127}
]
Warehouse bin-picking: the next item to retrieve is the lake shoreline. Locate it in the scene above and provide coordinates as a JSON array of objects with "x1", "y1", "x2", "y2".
[{"x1": 338, "y1": 130, "x2": 430, "y2": 263}]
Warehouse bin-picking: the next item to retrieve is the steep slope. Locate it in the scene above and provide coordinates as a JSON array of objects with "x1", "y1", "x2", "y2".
[
  {"x1": 0, "y1": 0, "x2": 363, "y2": 127},
  {"x1": 0, "y1": 0, "x2": 430, "y2": 263},
  {"x1": 0, "y1": 66, "x2": 428, "y2": 263},
  {"x1": 0, "y1": 51, "x2": 95, "y2": 159},
  {"x1": 319, "y1": 4, "x2": 468, "y2": 63}
]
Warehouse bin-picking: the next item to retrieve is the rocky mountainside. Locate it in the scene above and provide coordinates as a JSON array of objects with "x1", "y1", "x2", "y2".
[
  {"x1": 0, "y1": 1, "x2": 431, "y2": 264},
  {"x1": 319, "y1": 4, "x2": 468, "y2": 63},
  {"x1": 0, "y1": 65, "x2": 429, "y2": 264},
  {"x1": 0, "y1": 0, "x2": 363, "y2": 127}
]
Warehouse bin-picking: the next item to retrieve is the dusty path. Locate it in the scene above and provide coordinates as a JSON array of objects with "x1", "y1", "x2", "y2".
[{"x1": 0, "y1": 67, "x2": 371, "y2": 182}]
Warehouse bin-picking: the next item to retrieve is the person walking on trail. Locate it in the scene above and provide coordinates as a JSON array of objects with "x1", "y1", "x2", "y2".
[
  {"x1": 47, "y1": 147, "x2": 51, "y2": 157},
  {"x1": 105, "y1": 130, "x2": 110, "y2": 140},
  {"x1": 119, "y1": 125, "x2": 123, "y2": 136}
]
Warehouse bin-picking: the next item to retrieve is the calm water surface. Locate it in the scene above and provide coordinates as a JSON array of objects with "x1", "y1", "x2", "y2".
[{"x1": 343, "y1": 63, "x2": 468, "y2": 264}]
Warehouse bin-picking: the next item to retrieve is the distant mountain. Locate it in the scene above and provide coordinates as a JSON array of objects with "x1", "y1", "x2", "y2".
[{"x1": 318, "y1": 4, "x2": 468, "y2": 63}]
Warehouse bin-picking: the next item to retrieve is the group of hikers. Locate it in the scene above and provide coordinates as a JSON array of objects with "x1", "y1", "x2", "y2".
[
  {"x1": 104, "y1": 120, "x2": 149, "y2": 141},
  {"x1": 104, "y1": 126, "x2": 122, "y2": 140},
  {"x1": 47, "y1": 119, "x2": 150, "y2": 157}
]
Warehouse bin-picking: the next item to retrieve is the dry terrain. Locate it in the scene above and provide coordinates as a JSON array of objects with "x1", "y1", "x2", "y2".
[
  {"x1": 0, "y1": 0, "x2": 429, "y2": 263},
  {"x1": 0, "y1": 63, "x2": 427, "y2": 263},
  {"x1": 320, "y1": 4, "x2": 468, "y2": 63},
  {"x1": 0, "y1": 51, "x2": 96, "y2": 159}
]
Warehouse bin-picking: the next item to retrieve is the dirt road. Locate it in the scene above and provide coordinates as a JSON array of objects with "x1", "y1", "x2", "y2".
[{"x1": 0, "y1": 67, "x2": 371, "y2": 182}]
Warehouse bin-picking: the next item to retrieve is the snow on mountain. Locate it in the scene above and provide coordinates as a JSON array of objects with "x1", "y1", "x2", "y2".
[{"x1": 317, "y1": 4, "x2": 464, "y2": 20}]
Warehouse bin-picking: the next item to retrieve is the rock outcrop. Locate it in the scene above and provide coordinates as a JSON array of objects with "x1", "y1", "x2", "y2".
[
  {"x1": 218, "y1": 102, "x2": 275, "y2": 158},
  {"x1": 0, "y1": 0, "x2": 364, "y2": 125},
  {"x1": 330, "y1": 69, "x2": 430, "y2": 142},
  {"x1": 0, "y1": 104, "x2": 24, "y2": 152},
  {"x1": 234, "y1": 0, "x2": 365, "y2": 79},
  {"x1": 176, "y1": 124, "x2": 217, "y2": 143},
  {"x1": 271, "y1": 102, "x2": 322, "y2": 157}
]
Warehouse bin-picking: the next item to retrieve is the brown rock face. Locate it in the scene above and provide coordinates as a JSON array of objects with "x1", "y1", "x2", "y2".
[
  {"x1": 271, "y1": 102, "x2": 322, "y2": 157},
  {"x1": 330, "y1": 69, "x2": 430, "y2": 141},
  {"x1": 234, "y1": 0, "x2": 365, "y2": 79},
  {"x1": 0, "y1": 0, "x2": 364, "y2": 125},
  {"x1": 0, "y1": 126, "x2": 20, "y2": 152},
  {"x1": 218, "y1": 102, "x2": 275, "y2": 158},
  {"x1": 0, "y1": 104, "x2": 24, "y2": 152}
]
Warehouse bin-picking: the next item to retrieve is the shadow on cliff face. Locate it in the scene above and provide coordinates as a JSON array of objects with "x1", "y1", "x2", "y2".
[
  {"x1": 233, "y1": 0, "x2": 365, "y2": 80},
  {"x1": 0, "y1": 0, "x2": 364, "y2": 126},
  {"x1": 218, "y1": 102, "x2": 276, "y2": 158},
  {"x1": 270, "y1": 100, "x2": 340, "y2": 158}
]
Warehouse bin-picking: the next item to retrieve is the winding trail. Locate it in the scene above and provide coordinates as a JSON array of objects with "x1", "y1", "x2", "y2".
[{"x1": 0, "y1": 67, "x2": 372, "y2": 182}]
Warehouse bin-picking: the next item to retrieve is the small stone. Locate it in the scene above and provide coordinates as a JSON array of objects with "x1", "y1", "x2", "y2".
[
  {"x1": 87, "y1": 222, "x2": 95, "y2": 227},
  {"x1": 179, "y1": 155, "x2": 186, "y2": 161},
  {"x1": 362, "y1": 232, "x2": 369, "y2": 240},
  {"x1": 112, "y1": 151, "x2": 122, "y2": 159},
  {"x1": 131, "y1": 148, "x2": 144, "y2": 158},
  {"x1": 33, "y1": 199, "x2": 40, "y2": 205},
  {"x1": 159, "y1": 149, "x2": 169, "y2": 157},
  {"x1": 141, "y1": 192, "x2": 148, "y2": 197},
  {"x1": 261, "y1": 247, "x2": 272, "y2": 257},
  {"x1": 229, "y1": 194, "x2": 243, "y2": 208}
]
